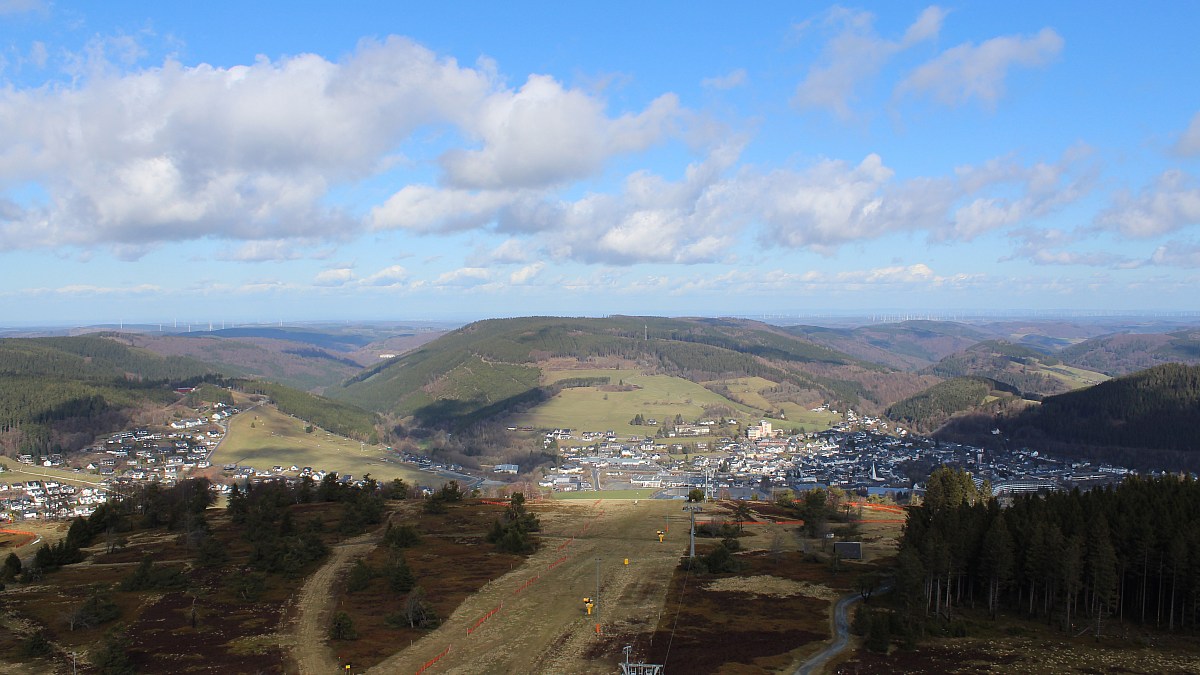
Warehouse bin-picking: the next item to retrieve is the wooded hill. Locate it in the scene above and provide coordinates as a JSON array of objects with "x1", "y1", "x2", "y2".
[
  {"x1": 1002, "y1": 363, "x2": 1200, "y2": 458},
  {"x1": 328, "y1": 316, "x2": 933, "y2": 431},
  {"x1": 785, "y1": 320, "x2": 992, "y2": 371},
  {"x1": 885, "y1": 376, "x2": 1021, "y2": 433},
  {"x1": 0, "y1": 334, "x2": 382, "y2": 455},
  {"x1": 921, "y1": 340, "x2": 1093, "y2": 397},
  {"x1": 233, "y1": 379, "x2": 380, "y2": 444},
  {"x1": 0, "y1": 336, "x2": 221, "y2": 455},
  {"x1": 118, "y1": 325, "x2": 447, "y2": 394},
  {"x1": 1058, "y1": 330, "x2": 1200, "y2": 376}
]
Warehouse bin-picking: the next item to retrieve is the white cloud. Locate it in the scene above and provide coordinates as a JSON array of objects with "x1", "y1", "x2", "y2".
[
  {"x1": 314, "y1": 268, "x2": 354, "y2": 286},
  {"x1": 758, "y1": 146, "x2": 1094, "y2": 250},
  {"x1": 701, "y1": 69, "x2": 747, "y2": 90},
  {"x1": 1002, "y1": 227, "x2": 1140, "y2": 269},
  {"x1": 369, "y1": 185, "x2": 521, "y2": 233},
  {"x1": 509, "y1": 262, "x2": 545, "y2": 284},
  {"x1": 0, "y1": 37, "x2": 496, "y2": 249},
  {"x1": 440, "y1": 75, "x2": 680, "y2": 189},
  {"x1": 498, "y1": 141, "x2": 747, "y2": 264},
  {"x1": 756, "y1": 153, "x2": 913, "y2": 249},
  {"x1": 897, "y1": 27, "x2": 1063, "y2": 107},
  {"x1": 433, "y1": 267, "x2": 492, "y2": 287},
  {"x1": 219, "y1": 240, "x2": 306, "y2": 263},
  {"x1": 361, "y1": 265, "x2": 409, "y2": 287},
  {"x1": 793, "y1": 5, "x2": 947, "y2": 118},
  {"x1": 479, "y1": 239, "x2": 534, "y2": 265},
  {"x1": 17, "y1": 282, "x2": 164, "y2": 297},
  {"x1": 1175, "y1": 111, "x2": 1200, "y2": 156},
  {"x1": 1095, "y1": 170, "x2": 1200, "y2": 238},
  {"x1": 28, "y1": 41, "x2": 48, "y2": 69},
  {"x1": 1150, "y1": 241, "x2": 1200, "y2": 268},
  {"x1": 367, "y1": 142, "x2": 1092, "y2": 265}
]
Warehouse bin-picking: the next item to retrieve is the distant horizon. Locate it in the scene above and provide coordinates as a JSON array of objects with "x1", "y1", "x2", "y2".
[
  {"x1": 2, "y1": 2, "x2": 1199, "y2": 322},
  {"x1": 5, "y1": 308, "x2": 1200, "y2": 333}
]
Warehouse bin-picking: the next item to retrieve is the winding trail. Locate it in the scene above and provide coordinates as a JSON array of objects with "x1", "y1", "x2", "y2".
[
  {"x1": 795, "y1": 583, "x2": 891, "y2": 675},
  {"x1": 794, "y1": 590, "x2": 862, "y2": 675},
  {"x1": 288, "y1": 530, "x2": 380, "y2": 674}
]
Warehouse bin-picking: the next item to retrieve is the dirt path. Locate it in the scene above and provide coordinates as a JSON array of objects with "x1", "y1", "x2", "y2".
[
  {"x1": 794, "y1": 590, "x2": 860, "y2": 675},
  {"x1": 366, "y1": 499, "x2": 685, "y2": 674},
  {"x1": 288, "y1": 530, "x2": 380, "y2": 674},
  {"x1": 794, "y1": 584, "x2": 890, "y2": 675}
]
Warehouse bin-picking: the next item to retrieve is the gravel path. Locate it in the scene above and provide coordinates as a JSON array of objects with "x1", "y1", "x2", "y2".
[{"x1": 288, "y1": 530, "x2": 380, "y2": 674}]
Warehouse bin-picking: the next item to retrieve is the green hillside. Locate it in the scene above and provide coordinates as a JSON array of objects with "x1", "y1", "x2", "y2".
[
  {"x1": 124, "y1": 333, "x2": 364, "y2": 393},
  {"x1": 1058, "y1": 329, "x2": 1200, "y2": 375},
  {"x1": 0, "y1": 335, "x2": 215, "y2": 381},
  {"x1": 233, "y1": 379, "x2": 380, "y2": 444},
  {"x1": 0, "y1": 336, "x2": 221, "y2": 455},
  {"x1": 922, "y1": 339, "x2": 1104, "y2": 396},
  {"x1": 785, "y1": 320, "x2": 991, "y2": 370},
  {"x1": 329, "y1": 316, "x2": 879, "y2": 430},
  {"x1": 886, "y1": 376, "x2": 1020, "y2": 432},
  {"x1": 1004, "y1": 363, "x2": 1200, "y2": 456}
]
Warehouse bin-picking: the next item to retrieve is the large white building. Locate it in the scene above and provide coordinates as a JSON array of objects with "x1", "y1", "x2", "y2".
[{"x1": 747, "y1": 420, "x2": 773, "y2": 440}]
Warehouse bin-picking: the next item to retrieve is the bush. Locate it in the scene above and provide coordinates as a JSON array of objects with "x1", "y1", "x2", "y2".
[
  {"x1": 345, "y1": 558, "x2": 376, "y2": 593},
  {"x1": 330, "y1": 612, "x2": 357, "y2": 640},
  {"x1": 3, "y1": 551, "x2": 22, "y2": 580},
  {"x1": 387, "y1": 557, "x2": 416, "y2": 593},
  {"x1": 866, "y1": 611, "x2": 891, "y2": 653},
  {"x1": 383, "y1": 523, "x2": 421, "y2": 549},
  {"x1": 120, "y1": 555, "x2": 186, "y2": 591},
  {"x1": 20, "y1": 631, "x2": 53, "y2": 658},
  {"x1": 850, "y1": 605, "x2": 869, "y2": 636},
  {"x1": 697, "y1": 543, "x2": 740, "y2": 574},
  {"x1": 93, "y1": 628, "x2": 135, "y2": 675},
  {"x1": 70, "y1": 588, "x2": 121, "y2": 630}
]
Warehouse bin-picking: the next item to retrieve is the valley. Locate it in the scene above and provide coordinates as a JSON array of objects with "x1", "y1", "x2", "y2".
[{"x1": 5, "y1": 315, "x2": 1200, "y2": 674}]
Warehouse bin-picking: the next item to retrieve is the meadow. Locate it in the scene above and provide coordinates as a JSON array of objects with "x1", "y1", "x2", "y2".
[
  {"x1": 518, "y1": 369, "x2": 842, "y2": 438},
  {"x1": 0, "y1": 458, "x2": 116, "y2": 491},
  {"x1": 214, "y1": 404, "x2": 427, "y2": 485},
  {"x1": 705, "y1": 376, "x2": 842, "y2": 432}
]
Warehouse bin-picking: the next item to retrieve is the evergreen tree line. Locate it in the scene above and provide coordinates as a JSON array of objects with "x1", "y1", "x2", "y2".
[
  {"x1": 227, "y1": 473, "x2": 405, "y2": 575},
  {"x1": 1004, "y1": 363, "x2": 1200, "y2": 454},
  {"x1": 486, "y1": 492, "x2": 540, "y2": 553},
  {"x1": 924, "y1": 341, "x2": 1068, "y2": 396},
  {"x1": 897, "y1": 467, "x2": 1200, "y2": 637},
  {"x1": 887, "y1": 377, "x2": 1017, "y2": 431},
  {"x1": 0, "y1": 336, "x2": 214, "y2": 383},
  {"x1": 0, "y1": 376, "x2": 178, "y2": 453},
  {"x1": 233, "y1": 379, "x2": 380, "y2": 443}
]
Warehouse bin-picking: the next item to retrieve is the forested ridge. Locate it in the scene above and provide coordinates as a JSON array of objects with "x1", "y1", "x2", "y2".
[
  {"x1": 923, "y1": 340, "x2": 1068, "y2": 396},
  {"x1": 886, "y1": 376, "x2": 1019, "y2": 432},
  {"x1": 1058, "y1": 331, "x2": 1200, "y2": 376},
  {"x1": 1004, "y1": 363, "x2": 1200, "y2": 454},
  {"x1": 0, "y1": 335, "x2": 214, "y2": 382},
  {"x1": 0, "y1": 336, "x2": 220, "y2": 455},
  {"x1": 896, "y1": 468, "x2": 1200, "y2": 638},
  {"x1": 332, "y1": 316, "x2": 879, "y2": 429}
]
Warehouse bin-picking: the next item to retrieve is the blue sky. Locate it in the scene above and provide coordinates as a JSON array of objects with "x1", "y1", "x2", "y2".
[{"x1": 1, "y1": 1, "x2": 1199, "y2": 325}]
